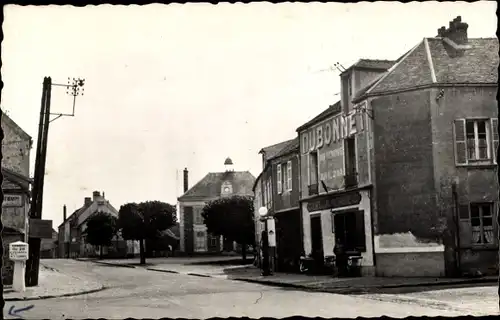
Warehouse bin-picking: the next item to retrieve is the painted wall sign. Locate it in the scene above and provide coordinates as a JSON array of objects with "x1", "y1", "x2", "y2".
[
  {"x1": 307, "y1": 191, "x2": 362, "y2": 212},
  {"x1": 301, "y1": 108, "x2": 365, "y2": 155},
  {"x1": 2, "y1": 194, "x2": 23, "y2": 207}
]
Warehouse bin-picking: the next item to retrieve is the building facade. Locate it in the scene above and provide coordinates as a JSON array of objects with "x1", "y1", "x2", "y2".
[
  {"x1": 178, "y1": 159, "x2": 256, "y2": 255},
  {"x1": 57, "y1": 191, "x2": 139, "y2": 258},
  {"x1": 1, "y1": 111, "x2": 33, "y2": 285},
  {"x1": 40, "y1": 229, "x2": 58, "y2": 258},
  {"x1": 350, "y1": 16, "x2": 498, "y2": 277}
]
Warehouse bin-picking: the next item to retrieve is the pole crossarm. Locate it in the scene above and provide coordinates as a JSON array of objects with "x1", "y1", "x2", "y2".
[{"x1": 47, "y1": 77, "x2": 85, "y2": 123}]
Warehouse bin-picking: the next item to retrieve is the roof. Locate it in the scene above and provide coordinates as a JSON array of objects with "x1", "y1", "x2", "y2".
[
  {"x1": 269, "y1": 137, "x2": 299, "y2": 160},
  {"x1": 178, "y1": 171, "x2": 256, "y2": 201},
  {"x1": 1, "y1": 110, "x2": 32, "y2": 141},
  {"x1": 342, "y1": 59, "x2": 396, "y2": 75},
  {"x1": 1, "y1": 166, "x2": 32, "y2": 191},
  {"x1": 259, "y1": 139, "x2": 295, "y2": 161},
  {"x1": 353, "y1": 37, "x2": 499, "y2": 102},
  {"x1": 296, "y1": 100, "x2": 341, "y2": 132},
  {"x1": 58, "y1": 203, "x2": 92, "y2": 228}
]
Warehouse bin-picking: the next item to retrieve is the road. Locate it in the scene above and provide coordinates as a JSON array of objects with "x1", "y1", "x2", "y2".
[{"x1": 4, "y1": 260, "x2": 498, "y2": 319}]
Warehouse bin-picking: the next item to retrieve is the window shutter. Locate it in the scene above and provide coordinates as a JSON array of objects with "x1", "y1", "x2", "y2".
[
  {"x1": 491, "y1": 118, "x2": 498, "y2": 164},
  {"x1": 277, "y1": 165, "x2": 282, "y2": 193},
  {"x1": 458, "y1": 204, "x2": 472, "y2": 248},
  {"x1": 355, "y1": 210, "x2": 366, "y2": 252},
  {"x1": 454, "y1": 119, "x2": 467, "y2": 165},
  {"x1": 287, "y1": 161, "x2": 292, "y2": 191}
]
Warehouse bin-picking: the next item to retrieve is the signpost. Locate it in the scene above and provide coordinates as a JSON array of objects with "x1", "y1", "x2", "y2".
[
  {"x1": 9, "y1": 241, "x2": 29, "y2": 292},
  {"x1": 29, "y1": 219, "x2": 53, "y2": 239}
]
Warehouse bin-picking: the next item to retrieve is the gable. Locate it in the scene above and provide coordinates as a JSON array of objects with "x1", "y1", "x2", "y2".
[
  {"x1": 369, "y1": 40, "x2": 433, "y2": 94},
  {"x1": 179, "y1": 171, "x2": 255, "y2": 200}
]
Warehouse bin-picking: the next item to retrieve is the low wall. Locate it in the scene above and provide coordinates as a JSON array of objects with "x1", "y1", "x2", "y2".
[{"x1": 375, "y1": 251, "x2": 445, "y2": 277}]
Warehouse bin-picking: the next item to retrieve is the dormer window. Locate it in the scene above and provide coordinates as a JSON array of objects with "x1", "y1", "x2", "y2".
[{"x1": 221, "y1": 181, "x2": 233, "y2": 195}]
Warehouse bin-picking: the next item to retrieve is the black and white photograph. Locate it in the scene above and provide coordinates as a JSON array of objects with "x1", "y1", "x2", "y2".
[{"x1": 0, "y1": 1, "x2": 498, "y2": 319}]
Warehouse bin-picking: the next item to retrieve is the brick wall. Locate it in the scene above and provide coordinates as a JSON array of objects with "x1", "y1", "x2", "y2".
[{"x1": 372, "y1": 90, "x2": 440, "y2": 241}]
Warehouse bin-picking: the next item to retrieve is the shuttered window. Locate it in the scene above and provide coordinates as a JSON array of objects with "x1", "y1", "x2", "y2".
[
  {"x1": 454, "y1": 118, "x2": 497, "y2": 165},
  {"x1": 277, "y1": 165, "x2": 282, "y2": 194},
  {"x1": 458, "y1": 203, "x2": 496, "y2": 247},
  {"x1": 287, "y1": 161, "x2": 292, "y2": 191}
]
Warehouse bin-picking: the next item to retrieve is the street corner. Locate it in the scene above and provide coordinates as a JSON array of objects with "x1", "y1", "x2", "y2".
[{"x1": 4, "y1": 267, "x2": 106, "y2": 301}]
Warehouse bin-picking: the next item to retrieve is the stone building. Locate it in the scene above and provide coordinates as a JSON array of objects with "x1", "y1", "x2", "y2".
[
  {"x1": 1, "y1": 111, "x2": 33, "y2": 285},
  {"x1": 298, "y1": 16, "x2": 498, "y2": 277},
  {"x1": 178, "y1": 159, "x2": 256, "y2": 254},
  {"x1": 57, "y1": 191, "x2": 139, "y2": 258}
]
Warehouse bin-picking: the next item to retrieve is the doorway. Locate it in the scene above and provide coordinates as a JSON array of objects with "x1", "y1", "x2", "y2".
[{"x1": 310, "y1": 215, "x2": 324, "y2": 265}]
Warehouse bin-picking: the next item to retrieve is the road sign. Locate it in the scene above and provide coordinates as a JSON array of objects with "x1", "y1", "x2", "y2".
[
  {"x1": 29, "y1": 219, "x2": 53, "y2": 239},
  {"x1": 2, "y1": 194, "x2": 23, "y2": 207},
  {"x1": 9, "y1": 241, "x2": 29, "y2": 261}
]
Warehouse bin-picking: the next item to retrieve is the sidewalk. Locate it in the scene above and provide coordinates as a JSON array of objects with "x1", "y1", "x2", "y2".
[
  {"x1": 77, "y1": 255, "x2": 254, "y2": 268},
  {"x1": 221, "y1": 266, "x2": 499, "y2": 294},
  {"x1": 3, "y1": 263, "x2": 105, "y2": 301}
]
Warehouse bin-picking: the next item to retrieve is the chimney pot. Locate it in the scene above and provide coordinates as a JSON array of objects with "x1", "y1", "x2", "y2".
[
  {"x1": 183, "y1": 168, "x2": 189, "y2": 193},
  {"x1": 63, "y1": 205, "x2": 67, "y2": 221}
]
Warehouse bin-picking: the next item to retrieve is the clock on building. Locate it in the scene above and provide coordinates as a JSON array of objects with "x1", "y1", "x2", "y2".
[{"x1": 221, "y1": 181, "x2": 233, "y2": 195}]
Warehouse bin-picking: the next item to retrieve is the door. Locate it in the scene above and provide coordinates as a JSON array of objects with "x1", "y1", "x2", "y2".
[{"x1": 310, "y1": 215, "x2": 324, "y2": 264}]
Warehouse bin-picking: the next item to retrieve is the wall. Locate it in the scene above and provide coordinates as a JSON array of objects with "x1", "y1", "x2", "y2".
[
  {"x1": 272, "y1": 153, "x2": 300, "y2": 211},
  {"x1": 372, "y1": 90, "x2": 442, "y2": 245},
  {"x1": 1, "y1": 113, "x2": 31, "y2": 176},
  {"x1": 430, "y1": 85, "x2": 498, "y2": 275}
]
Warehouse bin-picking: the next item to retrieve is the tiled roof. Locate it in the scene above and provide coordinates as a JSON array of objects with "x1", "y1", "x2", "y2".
[
  {"x1": 296, "y1": 100, "x2": 341, "y2": 132},
  {"x1": 352, "y1": 59, "x2": 396, "y2": 70},
  {"x1": 355, "y1": 37, "x2": 498, "y2": 100},
  {"x1": 178, "y1": 171, "x2": 256, "y2": 201},
  {"x1": 270, "y1": 137, "x2": 299, "y2": 160},
  {"x1": 259, "y1": 139, "x2": 295, "y2": 161}
]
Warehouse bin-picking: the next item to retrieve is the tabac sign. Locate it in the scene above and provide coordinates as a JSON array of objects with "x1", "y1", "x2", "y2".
[
  {"x1": 2, "y1": 194, "x2": 24, "y2": 208},
  {"x1": 301, "y1": 102, "x2": 367, "y2": 155}
]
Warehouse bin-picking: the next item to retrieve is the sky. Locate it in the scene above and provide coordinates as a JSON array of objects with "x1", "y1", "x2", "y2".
[{"x1": 1, "y1": 1, "x2": 497, "y2": 228}]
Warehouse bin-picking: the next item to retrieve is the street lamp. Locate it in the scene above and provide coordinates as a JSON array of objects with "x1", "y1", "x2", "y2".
[{"x1": 259, "y1": 207, "x2": 272, "y2": 276}]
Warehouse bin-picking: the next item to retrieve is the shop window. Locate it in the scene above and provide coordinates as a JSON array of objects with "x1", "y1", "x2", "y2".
[
  {"x1": 333, "y1": 210, "x2": 366, "y2": 252},
  {"x1": 454, "y1": 118, "x2": 498, "y2": 165}
]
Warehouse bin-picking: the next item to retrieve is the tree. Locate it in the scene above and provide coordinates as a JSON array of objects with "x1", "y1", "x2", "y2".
[
  {"x1": 84, "y1": 212, "x2": 118, "y2": 259},
  {"x1": 117, "y1": 201, "x2": 177, "y2": 265},
  {"x1": 201, "y1": 195, "x2": 255, "y2": 261}
]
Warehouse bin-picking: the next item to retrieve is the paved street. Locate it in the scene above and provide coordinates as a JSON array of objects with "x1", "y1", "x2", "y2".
[{"x1": 3, "y1": 260, "x2": 498, "y2": 319}]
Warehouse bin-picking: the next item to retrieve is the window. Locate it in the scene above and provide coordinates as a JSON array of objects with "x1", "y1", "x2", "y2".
[
  {"x1": 454, "y1": 118, "x2": 498, "y2": 165},
  {"x1": 287, "y1": 160, "x2": 292, "y2": 191},
  {"x1": 209, "y1": 234, "x2": 218, "y2": 247},
  {"x1": 267, "y1": 179, "x2": 272, "y2": 208},
  {"x1": 309, "y1": 151, "x2": 319, "y2": 185},
  {"x1": 193, "y1": 207, "x2": 204, "y2": 225},
  {"x1": 195, "y1": 231, "x2": 206, "y2": 251},
  {"x1": 345, "y1": 136, "x2": 356, "y2": 175},
  {"x1": 470, "y1": 203, "x2": 494, "y2": 245},
  {"x1": 277, "y1": 164, "x2": 282, "y2": 193},
  {"x1": 333, "y1": 210, "x2": 366, "y2": 252}
]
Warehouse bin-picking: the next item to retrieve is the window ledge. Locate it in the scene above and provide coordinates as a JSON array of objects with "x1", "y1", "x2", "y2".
[{"x1": 456, "y1": 163, "x2": 496, "y2": 169}]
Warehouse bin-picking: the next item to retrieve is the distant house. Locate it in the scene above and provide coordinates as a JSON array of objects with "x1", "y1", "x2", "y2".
[
  {"x1": 41, "y1": 229, "x2": 58, "y2": 259},
  {"x1": 178, "y1": 158, "x2": 256, "y2": 255},
  {"x1": 57, "y1": 191, "x2": 140, "y2": 258}
]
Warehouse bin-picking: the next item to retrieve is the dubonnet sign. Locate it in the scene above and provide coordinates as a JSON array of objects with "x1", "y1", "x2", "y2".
[{"x1": 301, "y1": 103, "x2": 366, "y2": 190}]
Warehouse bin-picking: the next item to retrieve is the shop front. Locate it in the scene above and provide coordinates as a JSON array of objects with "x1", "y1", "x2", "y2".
[{"x1": 301, "y1": 187, "x2": 375, "y2": 276}]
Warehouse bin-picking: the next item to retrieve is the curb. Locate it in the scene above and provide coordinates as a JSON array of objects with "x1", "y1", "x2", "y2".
[
  {"x1": 5, "y1": 286, "x2": 107, "y2": 301},
  {"x1": 146, "y1": 268, "x2": 180, "y2": 274},
  {"x1": 186, "y1": 273, "x2": 213, "y2": 278},
  {"x1": 79, "y1": 259, "x2": 137, "y2": 269}
]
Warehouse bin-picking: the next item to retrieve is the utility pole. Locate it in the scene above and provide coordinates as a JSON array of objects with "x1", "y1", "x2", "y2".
[{"x1": 25, "y1": 77, "x2": 85, "y2": 287}]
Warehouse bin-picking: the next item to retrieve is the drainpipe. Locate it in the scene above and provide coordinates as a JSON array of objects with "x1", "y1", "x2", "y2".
[{"x1": 451, "y1": 182, "x2": 461, "y2": 275}]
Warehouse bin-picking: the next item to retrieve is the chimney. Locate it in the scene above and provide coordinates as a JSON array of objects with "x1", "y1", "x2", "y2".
[
  {"x1": 63, "y1": 205, "x2": 67, "y2": 221},
  {"x1": 92, "y1": 191, "x2": 101, "y2": 201},
  {"x1": 102, "y1": 191, "x2": 105, "y2": 199},
  {"x1": 84, "y1": 197, "x2": 92, "y2": 206},
  {"x1": 437, "y1": 16, "x2": 469, "y2": 45},
  {"x1": 183, "y1": 168, "x2": 189, "y2": 193}
]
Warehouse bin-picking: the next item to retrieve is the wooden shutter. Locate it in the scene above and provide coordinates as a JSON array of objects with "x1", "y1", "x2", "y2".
[
  {"x1": 458, "y1": 204, "x2": 472, "y2": 248},
  {"x1": 277, "y1": 164, "x2": 282, "y2": 193},
  {"x1": 454, "y1": 119, "x2": 467, "y2": 165},
  {"x1": 491, "y1": 118, "x2": 498, "y2": 164},
  {"x1": 355, "y1": 210, "x2": 366, "y2": 252},
  {"x1": 287, "y1": 161, "x2": 292, "y2": 191}
]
